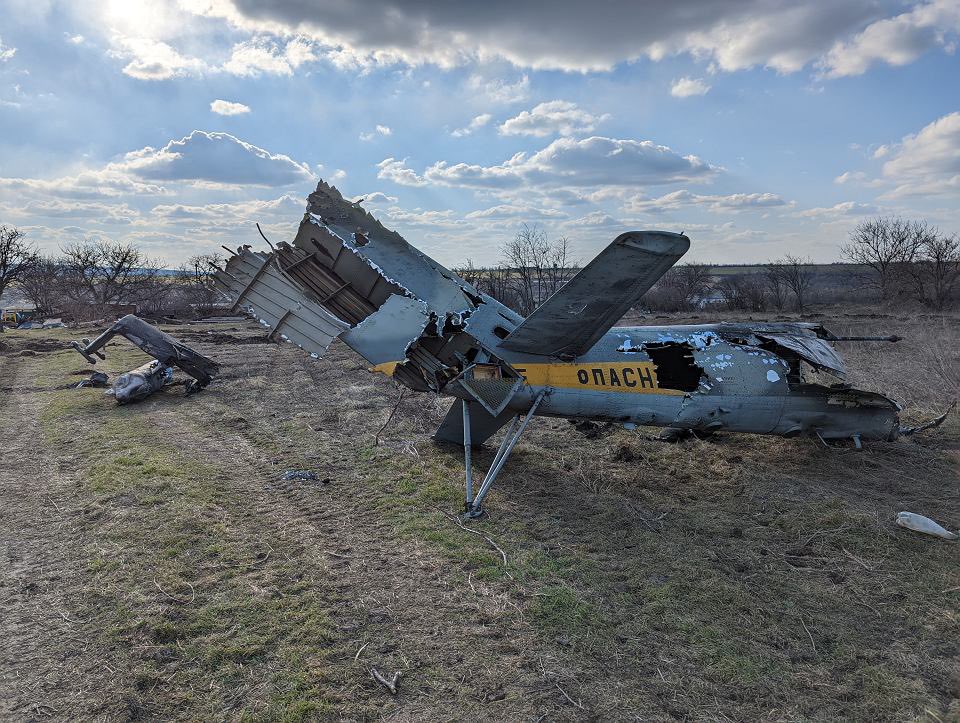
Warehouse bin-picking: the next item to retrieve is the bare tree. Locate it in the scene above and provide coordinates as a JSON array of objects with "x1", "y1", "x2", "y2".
[
  {"x1": 915, "y1": 232, "x2": 960, "y2": 310},
  {"x1": 718, "y1": 273, "x2": 767, "y2": 311},
  {"x1": 177, "y1": 253, "x2": 226, "y2": 316},
  {"x1": 19, "y1": 256, "x2": 65, "y2": 317},
  {"x1": 0, "y1": 227, "x2": 38, "y2": 331},
  {"x1": 60, "y1": 240, "x2": 162, "y2": 314},
  {"x1": 773, "y1": 255, "x2": 815, "y2": 311},
  {"x1": 0, "y1": 226, "x2": 38, "y2": 311},
  {"x1": 841, "y1": 217, "x2": 930, "y2": 301},
  {"x1": 644, "y1": 264, "x2": 713, "y2": 312},
  {"x1": 455, "y1": 260, "x2": 521, "y2": 311},
  {"x1": 501, "y1": 224, "x2": 577, "y2": 314},
  {"x1": 763, "y1": 263, "x2": 789, "y2": 311}
]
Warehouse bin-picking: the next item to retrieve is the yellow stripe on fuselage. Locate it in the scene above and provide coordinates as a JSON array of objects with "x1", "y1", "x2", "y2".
[
  {"x1": 512, "y1": 362, "x2": 685, "y2": 396},
  {"x1": 370, "y1": 359, "x2": 684, "y2": 396}
]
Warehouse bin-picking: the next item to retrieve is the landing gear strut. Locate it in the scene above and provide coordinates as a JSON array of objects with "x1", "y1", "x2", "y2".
[{"x1": 461, "y1": 391, "x2": 546, "y2": 519}]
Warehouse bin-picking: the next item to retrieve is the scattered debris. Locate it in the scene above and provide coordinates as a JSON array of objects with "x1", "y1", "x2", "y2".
[
  {"x1": 895, "y1": 512, "x2": 958, "y2": 540},
  {"x1": 899, "y1": 401, "x2": 956, "y2": 436},
  {"x1": 74, "y1": 371, "x2": 109, "y2": 388},
  {"x1": 370, "y1": 668, "x2": 401, "y2": 695},
  {"x1": 281, "y1": 470, "x2": 320, "y2": 482},
  {"x1": 71, "y1": 314, "x2": 218, "y2": 397},
  {"x1": 106, "y1": 361, "x2": 172, "y2": 404}
]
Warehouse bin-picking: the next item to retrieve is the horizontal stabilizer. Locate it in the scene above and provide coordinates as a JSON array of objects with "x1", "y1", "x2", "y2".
[{"x1": 498, "y1": 231, "x2": 689, "y2": 358}]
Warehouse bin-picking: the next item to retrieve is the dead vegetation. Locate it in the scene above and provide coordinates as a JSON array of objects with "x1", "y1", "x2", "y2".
[{"x1": 1, "y1": 308, "x2": 957, "y2": 720}]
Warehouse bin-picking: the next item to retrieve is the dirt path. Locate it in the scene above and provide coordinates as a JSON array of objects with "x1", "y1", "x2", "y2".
[
  {"x1": 137, "y1": 337, "x2": 583, "y2": 719},
  {"x1": 0, "y1": 355, "x2": 128, "y2": 719}
]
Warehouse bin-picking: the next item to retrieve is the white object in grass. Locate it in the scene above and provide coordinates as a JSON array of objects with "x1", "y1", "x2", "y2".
[{"x1": 895, "y1": 512, "x2": 958, "y2": 540}]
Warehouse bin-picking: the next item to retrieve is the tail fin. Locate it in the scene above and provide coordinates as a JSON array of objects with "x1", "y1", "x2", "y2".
[{"x1": 498, "y1": 231, "x2": 689, "y2": 359}]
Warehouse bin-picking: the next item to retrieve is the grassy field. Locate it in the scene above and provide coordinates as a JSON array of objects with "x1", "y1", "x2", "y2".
[{"x1": 0, "y1": 308, "x2": 957, "y2": 721}]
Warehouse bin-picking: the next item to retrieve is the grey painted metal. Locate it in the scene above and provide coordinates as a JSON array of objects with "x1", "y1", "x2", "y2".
[
  {"x1": 434, "y1": 399, "x2": 516, "y2": 446},
  {"x1": 462, "y1": 400, "x2": 473, "y2": 509},
  {"x1": 339, "y1": 294, "x2": 431, "y2": 365},
  {"x1": 109, "y1": 360, "x2": 171, "y2": 404},
  {"x1": 297, "y1": 182, "x2": 488, "y2": 316},
  {"x1": 215, "y1": 249, "x2": 349, "y2": 358},
  {"x1": 756, "y1": 331, "x2": 845, "y2": 377},
  {"x1": 71, "y1": 314, "x2": 218, "y2": 386},
  {"x1": 498, "y1": 231, "x2": 690, "y2": 358},
  {"x1": 467, "y1": 390, "x2": 547, "y2": 515}
]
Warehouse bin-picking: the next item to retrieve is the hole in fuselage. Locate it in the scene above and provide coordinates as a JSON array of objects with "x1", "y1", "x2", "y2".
[
  {"x1": 493, "y1": 326, "x2": 510, "y2": 339},
  {"x1": 642, "y1": 342, "x2": 703, "y2": 392}
]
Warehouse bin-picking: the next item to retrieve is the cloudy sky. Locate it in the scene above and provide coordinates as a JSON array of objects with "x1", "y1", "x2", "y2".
[{"x1": 0, "y1": 0, "x2": 958, "y2": 267}]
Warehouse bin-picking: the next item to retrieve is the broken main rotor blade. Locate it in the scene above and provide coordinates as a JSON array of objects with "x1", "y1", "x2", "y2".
[{"x1": 71, "y1": 314, "x2": 219, "y2": 389}]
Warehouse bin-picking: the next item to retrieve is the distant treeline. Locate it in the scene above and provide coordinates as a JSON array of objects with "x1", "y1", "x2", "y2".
[
  {"x1": 1, "y1": 216, "x2": 957, "y2": 324},
  {"x1": 457, "y1": 218, "x2": 959, "y2": 313}
]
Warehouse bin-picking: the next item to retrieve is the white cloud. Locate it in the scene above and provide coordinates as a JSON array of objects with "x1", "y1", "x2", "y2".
[
  {"x1": 498, "y1": 101, "x2": 609, "y2": 137},
  {"x1": 18, "y1": 199, "x2": 140, "y2": 224},
  {"x1": 360, "y1": 124, "x2": 393, "y2": 141},
  {"x1": 465, "y1": 74, "x2": 530, "y2": 104},
  {"x1": 880, "y1": 111, "x2": 960, "y2": 197},
  {"x1": 210, "y1": 99, "x2": 251, "y2": 116},
  {"x1": 452, "y1": 113, "x2": 492, "y2": 137},
  {"x1": 797, "y1": 201, "x2": 879, "y2": 217},
  {"x1": 623, "y1": 190, "x2": 788, "y2": 214},
  {"x1": 0, "y1": 36, "x2": 16, "y2": 62},
  {"x1": 0, "y1": 170, "x2": 167, "y2": 200},
  {"x1": 376, "y1": 206, "x2": 463, "y2": 229},
  {"x1": 377, "y1": 157, "x2": 428, "y2": 187},
  {"x1": 563, "y1": 211, "x2": 620, "y2": 227},
  {"x1": 383, "y1": 136, "x2": 718, "y2": 191},
  {"x1": 834, "y1": 170, "x2": 867, "y2": 184},
  {"x1": 670, "y1": 77, "x2": 711, "y2": 97},
  {"x1": 223, "y1": 37, "x2": 317, "y2": 77},
  {"x1": 150, "y1": 195, "x2": 304, "y2": 224},
  {"x1": 121, "y1": 130, "x2": 315, "y2": 186},
  {"x1": 465, "y1": 204, "x2": 567, "y2": 220},
  {"x1": 351, "y1": 191, "x2": 398, "y2": 205},
  {"x1": 820, "y1": 0, "x2": 960, "y2": 78},
  {"x1": 0, "y1": 130, "x2": 315, "y2": 207},
  {"x1": 110, "y1": 37, "x2": 208, "y2": 80}
]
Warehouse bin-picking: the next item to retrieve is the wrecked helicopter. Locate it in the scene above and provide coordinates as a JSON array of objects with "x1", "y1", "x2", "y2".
[{"x1": 203, "y1": 180, "x2": 929, "y2": 518}]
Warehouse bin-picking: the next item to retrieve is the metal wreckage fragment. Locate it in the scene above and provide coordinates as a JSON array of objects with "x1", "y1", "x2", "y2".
[
  {"x1": 71, "y1": 314, "x2": 219, "y2": 404},
  {"x1": 211, "y1": 180, "x2": 945, "y2": 517}
]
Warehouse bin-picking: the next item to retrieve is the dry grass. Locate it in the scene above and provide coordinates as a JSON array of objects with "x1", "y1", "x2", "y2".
[{"x1": 1, "y1": 308, "x2": 958, "y2": 720}]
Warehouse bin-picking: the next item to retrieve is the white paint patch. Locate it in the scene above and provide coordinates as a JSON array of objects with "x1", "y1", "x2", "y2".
[{"x1": 767, "y1": 370, "x2": 781, "y2": 382}]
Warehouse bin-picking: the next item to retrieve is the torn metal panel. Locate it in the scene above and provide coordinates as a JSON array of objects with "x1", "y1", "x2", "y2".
[
  {"x1": 71, "y1": 314, "x2": 218, "y2": 388},
  {"x1": 617, "y1": 322, "x2": 848, "y2": 379},
  {"x1": 214, "y1": 248, "x2": 350, "y2": 357},
  {"x1": 108, "y1": 360, "x2": 171, "y2": 404},
  {"x1": 755, "y1": 332, "x2": 845, "y2": 378},
  {"x1": 295, "y1": 182, "x2": 482, "y2": 316},
  {"x1": 339, "y1": 294, "x2": 431, "y2": 366},
  {"x1": 499, "y1": 231, "x2": 690, "y2": 359}
]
